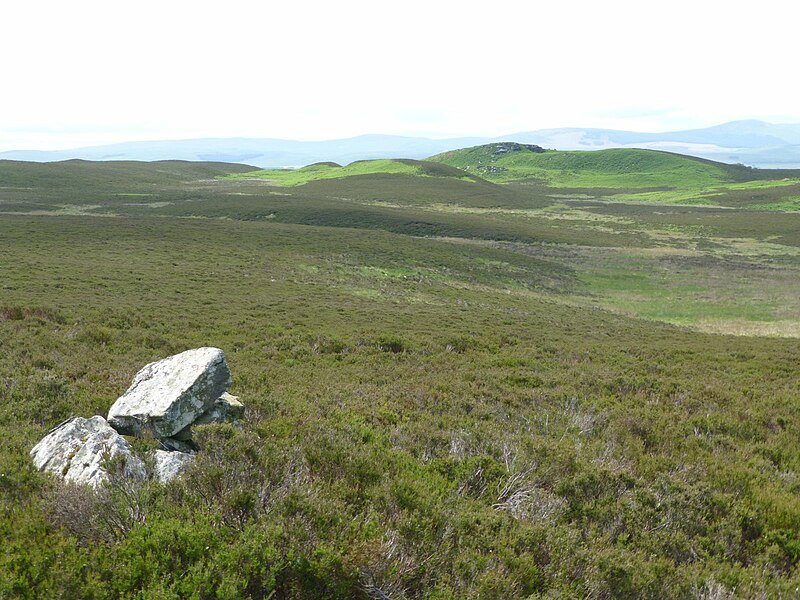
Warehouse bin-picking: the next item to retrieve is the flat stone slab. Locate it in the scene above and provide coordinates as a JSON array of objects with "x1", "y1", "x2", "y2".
[
  {"x1": 30, "y1": 416, "x2": 144, "y2": 488},
  {"x1": 108, "y1": 347, "x2": 231, "y2": 438}
]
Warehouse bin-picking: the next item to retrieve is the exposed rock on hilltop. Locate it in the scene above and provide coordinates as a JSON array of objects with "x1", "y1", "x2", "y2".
[
  {"x1": 30, "y1": 347, "x2": 244, "y2": 486},
  {"x1": 492, "y1": 142, "x2": 546, "y2": 155}
]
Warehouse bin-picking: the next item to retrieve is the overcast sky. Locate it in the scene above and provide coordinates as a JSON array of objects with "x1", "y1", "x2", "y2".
[{"x1": 1, "y1": 0, "x2": 798, "y2": 151}]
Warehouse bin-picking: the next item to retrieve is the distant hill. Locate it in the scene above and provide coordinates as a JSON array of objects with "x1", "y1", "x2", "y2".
[
  {"x1": 508, "y1": 120, "x2": 800, "y2": 150},
  {"x1": 0, "y1": 159, "x2": 254, "y2": 191},
  {"x1": 429, "y1": 143, "x2": 770, "y2": 187},
  {"x1": 505, "y1": 120, "x2": 800, "y2": 169},
  {"x1": 428, "y1": 143, "x2": 800, "y2": 209},
  {"x1": 2, "y1": 120, "x2": 800, "y2": 168},
  {"x1": 0, "y1": 135, "x2": 489, "y2": 170}
]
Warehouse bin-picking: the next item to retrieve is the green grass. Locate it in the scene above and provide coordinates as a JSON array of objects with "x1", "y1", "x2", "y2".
[
  {"x1": 609, "y1": 180, "x2": 800, "y2": 209},
  {"x1": 225, "y1": 158, "x2": 476, "y2": 186},
  {"x1": 3, "y1": 158, "x2": 800, "y2": 597},
  {"x1": 570, "y1": 247, "x2": 800, "y2": 333},
  {"x1": 606, "y1": 189, "x2": 725, "y2": 205},
  {"x1": 724, "y1": 178, "x2": 800, "y2": 190},
  {"x1": 748, "y1": 196, "x2": 800, "y2": 211}
]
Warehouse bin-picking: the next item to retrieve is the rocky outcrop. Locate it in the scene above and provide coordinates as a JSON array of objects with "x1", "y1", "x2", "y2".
[
  {"x1": 30, "y1": 416, "x2": 145, "y2": 488},
  {"x1": 107, "y1": 347, "x2": 232, "y2": 438},
  {"x1": 492, "y1": 142, "x2": 546, "y2": 155},
  {"x1": 31, "y1": 347, "x2": 245, "y2": 489}
]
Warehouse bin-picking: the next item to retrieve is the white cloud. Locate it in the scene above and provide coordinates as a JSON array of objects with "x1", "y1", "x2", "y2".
[{"x1": 1, "y1": 0, "x2": 798, "y2": 150}]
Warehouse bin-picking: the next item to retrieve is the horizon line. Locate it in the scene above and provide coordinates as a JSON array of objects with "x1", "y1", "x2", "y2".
[{"x1": 2, "y1": 118, "x2": 799, "y2": 154}]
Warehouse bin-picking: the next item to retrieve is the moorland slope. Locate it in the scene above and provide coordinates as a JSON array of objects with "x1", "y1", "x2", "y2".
[{"x1": 2, "y1": 153, "x2": 800, "y2": 597}]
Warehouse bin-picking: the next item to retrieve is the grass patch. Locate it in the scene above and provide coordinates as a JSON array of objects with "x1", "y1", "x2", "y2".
[
  {"x1": 225, "y1": 158, "x2": 475, "y2": 187},
  {"x1": 748, "y1": 197, "x2": 800, "y2": 211}
]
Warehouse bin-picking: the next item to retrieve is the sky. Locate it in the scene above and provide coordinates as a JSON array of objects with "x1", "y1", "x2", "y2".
[{"x1": 1, "y1": 0, "x2": 798, "y2": 151}]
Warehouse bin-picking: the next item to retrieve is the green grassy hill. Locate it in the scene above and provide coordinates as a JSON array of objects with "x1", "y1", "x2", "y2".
[
  {"x1": 429, "y1": 144, "x2": 735, "y2": 186},
  {"x1": 430, "y1": 143, "x2": 800, "y2": 208},
  {"x1": 226, "y1": 158, "x2": 480, "y2": 186}
]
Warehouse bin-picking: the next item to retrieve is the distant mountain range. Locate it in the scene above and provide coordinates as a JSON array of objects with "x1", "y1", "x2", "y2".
[{"x1": 2, "y1": 120, "x2": 800, "y2": 169}]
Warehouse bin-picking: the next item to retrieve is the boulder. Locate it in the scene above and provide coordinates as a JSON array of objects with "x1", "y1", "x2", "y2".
[
  {"x1": 107, "y1": 347, "x2": 231, "y2": 439},
  {"x1": 30, "y1": 416, "x2": 145, "y2": 488},
  {"x1": 152, "y1": 450, "x2": 195, "y2": 483}
]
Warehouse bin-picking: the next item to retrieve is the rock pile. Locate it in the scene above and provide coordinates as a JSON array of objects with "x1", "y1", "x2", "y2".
[{"x1": 30, "y1": 347, "x2": 243, "y2": 487}]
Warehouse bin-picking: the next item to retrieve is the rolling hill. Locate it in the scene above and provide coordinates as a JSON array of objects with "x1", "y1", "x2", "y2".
[
  {"x1": 429, "y1": 144, "x2": 736, "y2": 187},
  {"x1": 224, "y1": 158, "x2": 481, "y2": 186},
  {"x1": 429, "y1": 143, "x2": 800, "y2": 208}
]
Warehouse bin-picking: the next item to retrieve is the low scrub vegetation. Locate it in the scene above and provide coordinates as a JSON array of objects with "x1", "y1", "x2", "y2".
[{"x1": 1, "y1": 158, "x2": 800, "y2": 597}]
